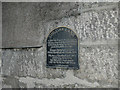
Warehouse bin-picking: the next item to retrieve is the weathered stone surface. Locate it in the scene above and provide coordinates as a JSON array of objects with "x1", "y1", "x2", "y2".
[
  {"x1": 118, "y1": 2, "x2": 120, "y2": 88},
  {"x1": 18, "y1": 70, "x2": 100, "y2": 88},
  {"x1": 34, "y1": 82, "x2": 90, "y2": 88},
  {"x1": 75, "y1": 9, "x2": 118, "y2": 42},
  {"x1": 0, "y1": 75, "x2": 2, "y2": 89},
  {"x1": 2, "y1": 46, "x2": 66, "y2": 79},
  {"x1": 1, "y1": 0, "x2": 120, "y2": 2},
  {"x1": 45, "y1": 7, "x2": 118, "y2": 45},
  {"x1": 1, "y1": 2, "x2": 119, "y2": 88},
  {"x1": 0, "y1": 49, "x2": 1, "y2": 74},
  {"x1": 2, "y1": 3, "x2": 45, "y2": 48},
  {"x1": 2, "y1": 76, "x2": 20, "y2": 88},
  {"x1": 2, "y1": 2, "x2": 117, "y2": 48},
  {"x1": 2, "y1": 76, "x2": 27, "y2": 88},
  {"x1": 0, "y1": 49, "x2": 2, "y2": 89},
  {"x1": 118, "y1": 42, "x2": 120, "y2": 88},
  {"x1": 0, "y1": 2, "x2": 2, "y2": 48},
  {"x1": 2, "y1": 44, "x2": 118, "y2": 87},
  {"x1": 74, "y1": 45, "x2": 118, "y2": 87}
]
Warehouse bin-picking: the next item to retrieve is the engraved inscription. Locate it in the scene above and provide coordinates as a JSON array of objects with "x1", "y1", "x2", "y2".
[{"x1": 47, "y1": 27, "x2": 79, "y2": 69}]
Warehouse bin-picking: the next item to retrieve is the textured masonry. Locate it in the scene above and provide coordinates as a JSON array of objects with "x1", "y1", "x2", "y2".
[{"x1": 1, "y1": 2, "x2": 119, "y2": 88}]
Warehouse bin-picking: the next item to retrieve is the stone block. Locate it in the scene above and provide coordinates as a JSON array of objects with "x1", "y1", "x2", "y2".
[
  {"x1": 0, "y1": 1, "x2": 2, "y2": 48},
  {"x1": 0, "y1": 50, "x2": 1, "y2": 73},
  {"x1": 75, "y1": 8, "x2": 118, "y2": 43},
  {"x1": 2, "y1": 46, "x2": 66, "y2": 79},
  {"x1": 2, "y1": 3, "x2": 45, "y2": 48},
  {"x1": 74, "y1": 45, "x2": 118, "y2": 87}
]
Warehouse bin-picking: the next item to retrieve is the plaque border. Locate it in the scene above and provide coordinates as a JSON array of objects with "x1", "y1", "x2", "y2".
[{"x1": 46, "y1": 26, "x2": 80, "y2": 70}]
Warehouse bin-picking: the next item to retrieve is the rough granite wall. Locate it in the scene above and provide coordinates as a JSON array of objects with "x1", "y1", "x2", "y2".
[
  {"x1": 0, "y1": 49, "x2": 2, "y2": 89},
  {"x1": 119, "y1": 2, "x2": 120, "y2": 88},
  {"x1": 1, "y1": 2, "x2": 119, "y2": 88}
]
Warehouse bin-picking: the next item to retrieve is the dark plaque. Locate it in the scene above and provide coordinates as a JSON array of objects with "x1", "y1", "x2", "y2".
[{"x1": 47, "y1": 27, "x2": 79, "y2": 69}]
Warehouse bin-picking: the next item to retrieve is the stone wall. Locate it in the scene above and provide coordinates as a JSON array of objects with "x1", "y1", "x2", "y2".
[
  {"x1": 1, "y1": 2, "x2": 119, "y2": 88},
  {"x1": 0, "y1": 1, "x2": 2, "y2": 90}
]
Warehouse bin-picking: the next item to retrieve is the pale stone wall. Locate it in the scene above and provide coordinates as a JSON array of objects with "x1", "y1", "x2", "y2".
[
  {"x1": 0, "y1": 1, "x2": 2, "y2": 90},
  {"x1": 1, "y1": 2, "x2": 119, "y2": 88},
  {"x1": 0, "y1": 49, "x2": 2, "y2": 89}
]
